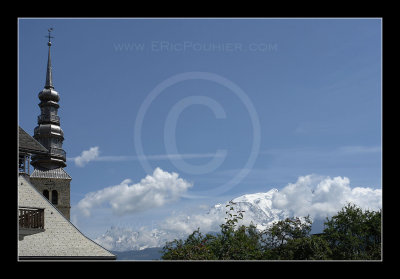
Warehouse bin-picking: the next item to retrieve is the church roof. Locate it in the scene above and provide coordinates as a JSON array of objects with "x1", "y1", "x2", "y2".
[
  {"x1": 18, "y1": 126, "x2": 49, "y2": 155},
  {"x1": 30, "y1": 167, "x2": 72, "y2": 180},
  {"x1": 18, "y1": 175, "x2": 115, "y2": 260}
]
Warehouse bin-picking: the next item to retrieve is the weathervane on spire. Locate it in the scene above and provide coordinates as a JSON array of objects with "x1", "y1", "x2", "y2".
[
  {"x1": 44, "y1": 28, "x2": 54, "y2": 89},
  {"x1": 46, "y1": 28, "x2": 54, "y2": 46}
]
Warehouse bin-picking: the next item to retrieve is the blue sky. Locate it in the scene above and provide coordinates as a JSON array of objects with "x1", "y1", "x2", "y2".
[{"x1": 18, "y1": 18, "x2": 382, "y2": 238}]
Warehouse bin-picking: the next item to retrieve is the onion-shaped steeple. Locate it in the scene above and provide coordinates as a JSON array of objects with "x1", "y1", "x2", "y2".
[{"x1": 31, "y1": 29, "x2": 67, "y2": 170}]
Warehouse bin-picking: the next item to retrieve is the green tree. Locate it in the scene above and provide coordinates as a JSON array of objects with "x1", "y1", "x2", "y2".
[
  {"x1": 162, "y1": 200, "x2": 263, "y2": 260},
  {"x1": 162, "y1": 228, "x2": 218, "y2": 260},
  {"x1": 277, "y1": 234, "x2": 332, "y2": 260},
  {"x1": 212, "y1": 201, "x2": 261, "y2": 259},
  {"x1": 211, "y1": 222, "x2": 262, "y2": 260},
  {"x1": 161, "y1": 202, "x2": 381, "y2": 261},
  {"x1": 322, "y1": 203, "x2": 381, "y2": 260},
  {"x1": 260, "y1": 215, "x2": 331, "y2": 260},
  {"x1": 261, "y1": 216, "x2": 313, "y2": 250}
]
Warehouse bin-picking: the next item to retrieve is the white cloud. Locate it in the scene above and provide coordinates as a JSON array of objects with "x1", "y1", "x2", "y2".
[
  {"x1": 76, "y1": 167, "x2": 192, "y2": 217},
  {"x1": 161, "y1": 211, "x2": 225, "y2": 235},
  {"x1": 271, "y1": 174, "x2": 382, "y2": 219},
  {"x1": 150, "y1": 175, "x2": 382, "y2": 239},
  {"x1": 69, "y1": 147, "x2": 223, "y2": 166},
  {"x1": 92, "y1": 174, "x2": 382, "y2": 251},
  {"x1": 160, "y1": 175, "x2": 382, "y2": 236},
  {"x1": 74, "y1": 146, "x2": 100, "y2": 167}
]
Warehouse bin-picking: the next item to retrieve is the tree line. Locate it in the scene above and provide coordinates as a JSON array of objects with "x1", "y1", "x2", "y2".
[{"x1": 161, "y1": 202, "x2": 381, "y2": 260}]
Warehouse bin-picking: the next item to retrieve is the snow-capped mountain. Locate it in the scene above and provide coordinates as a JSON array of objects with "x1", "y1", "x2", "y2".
[
  {"x1": 208, "y1": 189, "x2": 290, "y2": 231},
  {"x1": 94, "y1": 226, "x2": 185, "y2": 252},
  {"x1": 93, "y1": 174, "x2": 382, "y2": 252},
  {"x1": 94, "y1": 189, "x2": 290, "y2": 251},
  {"x1": 231, "y1": 189, "x2": 290, "y2": 230}
]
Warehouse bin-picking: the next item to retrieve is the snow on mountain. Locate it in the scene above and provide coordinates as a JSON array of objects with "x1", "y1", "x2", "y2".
[
  {"x1": 93, "y1": 174, "x2": 382, "y2": 252},
  {"x1": 205, "y1": 189, "x2": 290, "y2": 231},
  {"x1": 94, "y1": 226, "x2": 185, "y2": 252},
  {"x1": 94, "y1": 189, "x2": 290, "y2": 251},
  {"x1": 230, "y1": 189, "x2": 290, "y2": 230}
]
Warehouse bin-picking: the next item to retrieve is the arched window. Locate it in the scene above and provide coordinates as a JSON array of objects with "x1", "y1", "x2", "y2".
[
  {"x1": 43, "y1": 190, "x2": 49, "y2": 200},
  {"x1": 51, "y1": 190, "x2": 58, "y2": 205}
]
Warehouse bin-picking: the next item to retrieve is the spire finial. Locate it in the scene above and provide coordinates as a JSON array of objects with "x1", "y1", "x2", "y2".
[
  {"x1": 45, "y1": 28, "x2": 54, "y2": 89},
  {"x1": 46, "y1": 28, "x2": 54, "y2": 46}
]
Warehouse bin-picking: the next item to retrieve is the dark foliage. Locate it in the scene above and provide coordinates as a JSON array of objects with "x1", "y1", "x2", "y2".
[{"x1": 161, "y1": 202, "x2": 381, "y2": 260}]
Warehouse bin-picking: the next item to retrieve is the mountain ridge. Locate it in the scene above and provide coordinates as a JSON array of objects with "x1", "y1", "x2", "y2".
[
  {"x1": 112, "y1": 247, "x2": 163, "y2": 261},
  {"x1": 94, "y1": 188, "x2": 292, "y2": 252}
]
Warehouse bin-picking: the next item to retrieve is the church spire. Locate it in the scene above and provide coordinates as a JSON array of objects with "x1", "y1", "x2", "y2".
[
  {"x1": 31, "y1": 28, "x2": 67, "y2": 170},
  {"x1": 45, "y1": 29, "x2": 54, "y2": 89},
  {"x1": 29, "y1": 28, "x2": 72, "y2": 221}
]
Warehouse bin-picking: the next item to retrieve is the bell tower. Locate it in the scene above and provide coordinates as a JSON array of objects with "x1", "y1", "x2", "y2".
[{"x1": 30, "y1": 28, "x2": 72, "y2": 220}]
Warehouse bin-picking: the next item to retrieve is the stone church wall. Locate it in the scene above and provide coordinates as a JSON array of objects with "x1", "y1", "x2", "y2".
[{"x1": 29, "y1": 177, "x2": 71, "y2": 220}]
